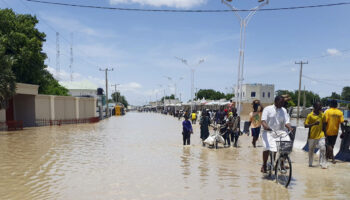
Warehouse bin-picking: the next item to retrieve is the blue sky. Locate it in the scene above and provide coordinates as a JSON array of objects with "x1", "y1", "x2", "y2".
[{"x1": 1, "y1": 0, "x2": 350, "y2": 105}]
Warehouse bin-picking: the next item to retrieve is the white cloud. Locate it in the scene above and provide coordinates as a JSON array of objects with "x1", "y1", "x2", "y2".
[
  {"x1": 118, "y1": 82, "x2": 142, "y2": 92},
  {"x1": 41, "y1": 15, "x2": 117, "y2": 38},
  {"x1": 326, "y1": 48, "x2": 341, "y2": 56},
  {"x1": 60, "y1": 80, "x2": 99, "y2": 90},
  {"x1": 109, "y1": 0, "x2": 207, "y2": 8},
  {"x1": 47, "y1": 66, "x2": 81, "y2": 81},
  {"x1": 48, "y1": 66, "x2": 104, "y2": 89}
]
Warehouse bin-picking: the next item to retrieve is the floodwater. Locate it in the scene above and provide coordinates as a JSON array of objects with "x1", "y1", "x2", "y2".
[{"x1": 0, "y1": 112, "x2": 349, "y2": 200}]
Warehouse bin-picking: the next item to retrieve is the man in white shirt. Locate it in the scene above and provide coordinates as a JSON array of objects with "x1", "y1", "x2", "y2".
[{"x1": 261, "y1": 95, "x2": 294, "y2": 173}]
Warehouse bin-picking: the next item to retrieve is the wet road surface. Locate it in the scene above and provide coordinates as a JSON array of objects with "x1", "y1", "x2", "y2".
[{"x1": 0, "y1": 112, "x2": 350, "y2": 200}]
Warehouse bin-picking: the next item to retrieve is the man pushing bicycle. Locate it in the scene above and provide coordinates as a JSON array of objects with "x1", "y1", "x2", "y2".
[{"x1": 260, "y1": 95, "x2": 294, "y2": 173}]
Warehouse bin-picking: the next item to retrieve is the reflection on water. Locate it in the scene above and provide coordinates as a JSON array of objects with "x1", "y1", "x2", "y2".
[{"x1": 0, "y1": 112, "x2": 349, "y2": 200}]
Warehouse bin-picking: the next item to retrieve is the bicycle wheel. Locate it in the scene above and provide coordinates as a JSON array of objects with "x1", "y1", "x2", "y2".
[{"x1": 275, "y1": 155, "x2": 292, "y2": 188}]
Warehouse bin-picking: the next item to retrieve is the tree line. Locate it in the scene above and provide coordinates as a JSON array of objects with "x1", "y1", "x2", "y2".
[
  {"x1": 0, "y1": 9, "x2": 69, "y2": 109},
  {"x1": 1, "y1": 9, "x2": 130, "y2": 109},
  {"x1": 111, "y1": 92, "x2": 129, "y2": 107},
  {"x1": 276, "y1": 87, "x2": 350, "y2": 108},
  {"x1": 196, "y1": 89, "x2": 234, "y2": 101}
]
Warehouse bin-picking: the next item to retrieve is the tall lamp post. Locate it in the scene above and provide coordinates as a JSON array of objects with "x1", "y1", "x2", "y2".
[
  {"x1": 175, "y1": 57, "x2": 204, "y2": 113},
  {"x1": 164, "y1": 76, "x2": 184, "y2": 112},
  {"x1": 158, "y1": 84, "x2": 166, "y2": 111},
  {"x1": 221, "y1": 0, "x2": 269, "y2": 116},
  {"x1": 164, "y1": 76, "x2": 184, "y2": 101}
]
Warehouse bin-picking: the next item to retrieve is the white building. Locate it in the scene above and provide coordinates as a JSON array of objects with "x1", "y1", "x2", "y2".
[
  {"x1": 235, "y1": 83, "x2": 275, "y2": 103},
  {"x1": 68, "y1": 89, "x2": 98, "y2": 98}
]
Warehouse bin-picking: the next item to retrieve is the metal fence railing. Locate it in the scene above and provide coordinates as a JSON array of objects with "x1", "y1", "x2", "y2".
[{"x1": 35, "y1": 117, "x2": 100, "y2": 127}]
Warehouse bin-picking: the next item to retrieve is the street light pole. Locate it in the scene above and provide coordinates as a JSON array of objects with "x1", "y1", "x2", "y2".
[
  {"x1": 164, "y1": 76, "x2": 184, "y2": 102},
  {"x1": 175, "y1": 57, "x2": 204, "y2": 113},
  {"x1": 221, "y1": 0, "x2": 269, "y2": 116}
]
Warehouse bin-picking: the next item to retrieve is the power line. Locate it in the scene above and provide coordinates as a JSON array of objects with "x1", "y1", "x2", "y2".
[
  {"x1": 26, "y1": 0, "x2": 350, "y2": 13},
  {"x1": 17, "y1": 0, "x2": 100, "y2": 69},
  {"x1": 302, "y1": 75, "x2": 346, "y2": 87}
]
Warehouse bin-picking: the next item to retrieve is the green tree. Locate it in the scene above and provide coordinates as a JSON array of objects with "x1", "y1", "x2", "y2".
[
  {"x1": 0, "y1": 47, "x2": 16, "y2": 109},
  {"x1": 276, "y1": 89, "x2": 320, "y2": 107},
  {"x1": 111, "y1": 92, "x2": 129, "y2": 107},
  {"x1": 341, "y1": 86, "x2": 350, "y2": 101},
  {"x1": 161, "y1": 94, "x2": 175, "y2": 101},
  {"x1": 196, "y1": 89, "x2": 226, "y2": 100},
  {"x1": 225, "y1": 93, "x2": 235, "y2": 100},
  {"x1": 0, "y1": 8, "x2": 68, "y2": 96}
]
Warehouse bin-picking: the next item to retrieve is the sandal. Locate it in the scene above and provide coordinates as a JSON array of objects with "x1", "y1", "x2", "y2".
[{"x1": 261, "y1": 165, "x2": 267, "y2": 173}]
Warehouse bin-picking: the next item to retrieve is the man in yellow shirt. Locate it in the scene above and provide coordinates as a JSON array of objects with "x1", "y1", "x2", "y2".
[
  {"x1": 325, "y1": 100, "x2": 345, "y2": 164},
  {"x1": 305, "y1": 101, "x2": 327, "y2": 168},
  {"x1": 191, "y1": 111, "x2": 197, "y2": 124}
]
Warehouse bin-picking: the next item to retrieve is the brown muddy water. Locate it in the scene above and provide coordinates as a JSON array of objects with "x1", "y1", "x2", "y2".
[{"x1": 0, "y1": 112, "x2": 349, "y2": 200}]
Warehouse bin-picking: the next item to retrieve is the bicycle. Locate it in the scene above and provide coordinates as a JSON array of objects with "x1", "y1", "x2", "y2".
[{"x1": 266, "y1": 130, "x2": 293, "y2": 188}]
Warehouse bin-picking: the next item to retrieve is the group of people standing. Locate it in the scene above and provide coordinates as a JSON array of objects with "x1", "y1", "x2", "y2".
[
  {"x1": 199, "y1": 107, "x2": 241, "y2": 147},
  {"x1": 181, "y1": 96, "x2": 347, "y2": 172},
  {"x1": 181, "y1": 101, "x2": 262, "y2": 148},
  {"x1": 181, "y1": 104, "x2": 242, "y2": 147},
  {"x1": 304, "y1": 99, "x2": 345, "y2": 169}
]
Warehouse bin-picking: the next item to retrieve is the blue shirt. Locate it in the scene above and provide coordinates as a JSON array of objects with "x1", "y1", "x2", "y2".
[{"x1": 182, "y1": 120, "x2": 193, "y2": 133}]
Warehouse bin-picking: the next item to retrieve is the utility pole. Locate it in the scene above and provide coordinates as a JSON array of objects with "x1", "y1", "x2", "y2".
[
  {"x1": 56, "y1": 32, "x2": 60, "y2": 80},
  {"x1": 69, "y1": 33, "x2": 73, "y2": 81},
  {"x1": 303, "y1": 85, "x2": 306, "y2": 108},
  {"x1": 111, "y1": 84, "x2": 120, "y2": 103},
  {"x1": 163, "y1": 88, "x2": 166, "y2": 111},
  {"x1": 100, "y1": 68, "x2": 114, "y2": 117},
  {"x1": 295, "y1": 61, "x2": 308, "y2": 125}
]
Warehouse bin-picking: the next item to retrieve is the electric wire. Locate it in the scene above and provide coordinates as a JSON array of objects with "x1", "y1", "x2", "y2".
[
  {"x1": 302, "y1": 75, "x2": 347, "y2": 87},
  {"x1": 25, "y1": 0, "x2": 350, "y2": 13},
  {"x1": 16, "y1": 0, "x2": 100, "y2": 69}
]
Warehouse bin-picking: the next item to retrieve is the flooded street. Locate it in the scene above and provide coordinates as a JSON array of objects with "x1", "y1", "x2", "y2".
[{"x1": 1, "y1": 112, "x2": 350, "y2": 200}]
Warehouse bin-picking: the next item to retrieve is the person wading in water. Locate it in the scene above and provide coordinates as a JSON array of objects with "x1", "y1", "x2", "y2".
[
  {"x1": 305, "y1": 101, "x2": 327, "y2": 169},
  {"x1": 200, "y1": 110, "x2": 210, "y2": 146},
  {"x1": 324, "y1": 99, "x2": 345, "y2": 164},
  {"x1": 230, "y1": 108, "x2": 241, "y2": 147},
  {"x1": 182, "y1": 115, "x2": 193, "y2": 145},
  {"x1": 249, "y1": 100, "x2": 263, "y2": 148}
]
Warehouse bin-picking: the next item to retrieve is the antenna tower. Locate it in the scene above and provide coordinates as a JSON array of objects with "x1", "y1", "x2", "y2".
[
  {"x1": 70, "y1": 33, "x2": 74, "y2": 81},
  {"x1": 56, "y1": 32, "x2": 60, "y2": 80}
]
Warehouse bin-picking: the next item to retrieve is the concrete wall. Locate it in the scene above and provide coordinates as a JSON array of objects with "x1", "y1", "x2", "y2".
[
  {"x1": 54, "y1": 96, "x2": 76, "y2": 120},
  {"x1": 78, "y1": 98, "x2": 96, "y2": 119},
  {"x1": 13, "y1": 94, "x2": 36, "y2": 127},
  {"x1": 16, "y1": 83, "x2": 39, "y2": 95},
  {"x1": 35, "y1": 95, "x2": 96, "y2": 121},
  {"x1": 35, "y1": 95, "x2": 52, "y2": 119}
]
